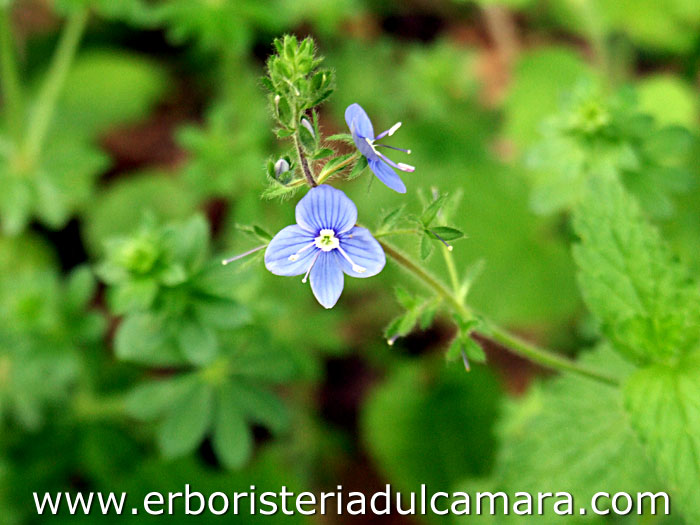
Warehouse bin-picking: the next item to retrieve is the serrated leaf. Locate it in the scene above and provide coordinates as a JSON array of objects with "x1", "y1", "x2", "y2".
[
  {"x1": 624, "y1": 359, "x2": 700, "y2": 522},
  {"x1": 158, "y1": 380, "x2": 213, "y2": 458},
  {"x1": 494, "y1": 346, "x2": 660, "y2": 521},
  {"x1": 573, "y1": 175, "x2": 700, "y2": 365}
]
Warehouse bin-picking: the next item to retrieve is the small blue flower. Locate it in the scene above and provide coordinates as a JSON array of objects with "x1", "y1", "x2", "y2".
[
  {"x1": 265, "y1": 185, "x2": 386, "y2": 308},
  {"x1": 345, "y1": 103, "x2": 415, "y2": 194}
]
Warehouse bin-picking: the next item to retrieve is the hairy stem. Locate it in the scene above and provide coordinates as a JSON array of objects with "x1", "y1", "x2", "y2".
[
  {"x1": 379, "y1": 239, "x2": 620, "y2": 386},
  {"x1": 23, "y1": 9, "x2": 88, "y2": 159},
  {"x1": 293, "y1": 133, "x2": 317, "y2": 187},
  {"x1": 0, "y1": 6, "x2": 23, "y2": 141}
]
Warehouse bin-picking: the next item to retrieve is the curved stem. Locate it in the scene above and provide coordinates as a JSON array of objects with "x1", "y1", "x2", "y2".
[
  {"x1": 0, "y1": 6, "x2": 23, "y2": 141},
  {"x1": 23, "y1": 9, "x2": 88, "y2": 159},
  {"x1": 379, "y1": 239, "x2": 619, "y2": 386}
]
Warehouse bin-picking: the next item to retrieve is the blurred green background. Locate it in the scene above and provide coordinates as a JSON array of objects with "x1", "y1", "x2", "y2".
[{"x1": 1, "y1": 0, "x2": 699, "y2": 523}]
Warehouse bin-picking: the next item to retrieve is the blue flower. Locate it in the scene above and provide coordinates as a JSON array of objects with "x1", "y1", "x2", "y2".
[
  {"x1": 265, "y1": 185, "x2": 386, "y2": 308},
  {"x1": 345, "y1": 103, "x2": 415, "y2": 194}
]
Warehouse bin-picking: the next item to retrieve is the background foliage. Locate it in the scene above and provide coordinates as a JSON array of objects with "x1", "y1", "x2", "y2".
[{"x1": 1, "y1": 0, "x2": 699, "y2": 523}]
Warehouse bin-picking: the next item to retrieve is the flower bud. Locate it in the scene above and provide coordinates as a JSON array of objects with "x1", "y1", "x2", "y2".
[
  {"x1": 274, "y1": 158, "x2": 290, "y2": 177},
  {"x1": 300, "y1": 117, "x2": 315, "y2": 138}
]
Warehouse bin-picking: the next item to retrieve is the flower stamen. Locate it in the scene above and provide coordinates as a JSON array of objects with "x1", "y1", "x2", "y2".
[
  {"x1": 375, "y1": 122, "x2": 402, "y2": 140},
  {"x1": 288, "y1": 241, "x2": 316, "y2": 261},
  {"x1": 430, "y1": 230, "x2": 454, "y2": 251},
  {"x1": 302, "y1": 251, "x2": 321, "y2": 284},
  {"x1": 337, "y1": 246, "x2": 366, "y2": 273},
  {"x1": 222, "y1": 244, "x2": 267, "y2": 265}
]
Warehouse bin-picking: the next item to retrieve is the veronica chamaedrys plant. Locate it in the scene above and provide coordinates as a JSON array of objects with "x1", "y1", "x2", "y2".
[
  {"x1": 264, "y1": 185, "x2": 385, "y2": 308},
  {"x1": 345, "y1": 103, "x2": 415, "y2": 193}
]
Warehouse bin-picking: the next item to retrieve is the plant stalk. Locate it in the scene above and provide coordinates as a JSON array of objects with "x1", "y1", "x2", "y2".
[
  {"x1": 379, "y1": 239, "x2": 619, "y2": 386},
  {"x1": 0, "y1": 6, "x2": 23, "y2": 141},
  {"x1": 23, "y1": 9, "x2": 88, "y2": 160}
]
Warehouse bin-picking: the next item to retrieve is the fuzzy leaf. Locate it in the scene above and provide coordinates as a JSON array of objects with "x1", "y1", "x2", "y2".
[{"x1": 573, "y1": 175, "x2": 700, "y2": 365}]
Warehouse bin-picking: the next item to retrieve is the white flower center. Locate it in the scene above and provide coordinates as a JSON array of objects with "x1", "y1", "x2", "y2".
[{"x1": 314, "y1": 229, "x2": 340, "y2": 252}]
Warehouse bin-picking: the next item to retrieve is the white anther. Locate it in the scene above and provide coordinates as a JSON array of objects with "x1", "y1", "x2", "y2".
[{"x1": 387, "y1": 122, "x2": 402, "y2": 136}]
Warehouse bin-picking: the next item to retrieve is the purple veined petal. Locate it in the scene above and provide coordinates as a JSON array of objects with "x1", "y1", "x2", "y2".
[
  {"x1": 309, "y1": 251, "x2": 345, "y2": 309},
  {"x1": 344, "y1": 103, "x2": 374, "y2": 140},
  {"x1": 337, "y1": 227, "x2": 386, "y2": 278},
  {"x1": 353, "y1": 133, "x2": 380, "y2": 161},
  {"x1": 368, "y1": 158, "x2": 407, "y2": 194},
  {"x1": 264, "y1": 225, "x2": 317, "y2": 276},
  {"x1": 295, "y1": 185, "x2": 358, "y2": 235}
]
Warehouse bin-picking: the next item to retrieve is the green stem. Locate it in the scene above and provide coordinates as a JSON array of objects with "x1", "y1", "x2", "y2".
[
  {"x1": 23, "y1": 9, "x2": 88, "y2": 160},
  {"x1": 0, "y1": 6, "x2": 23, "y2": 140},
  {"x1": 379, "y1": 240, "x2": 469, "y2": 317},
  {"x1": 379, "y1": 239, "x2": 620, "y2": 386},
  {"x1": 293, "y1": 132, "x2": 317, "y2": 187},
  {"x1": 441, "y1": 245, "x2": 460, "y2": 296}
]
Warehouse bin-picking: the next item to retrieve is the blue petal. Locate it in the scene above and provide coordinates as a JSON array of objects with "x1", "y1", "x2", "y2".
[
  {"x1": 309, "y1": 252, "x2": 344, "y2": 309},
  {"x1": 264, "y1": 225, "x2": 316, "y2": 276},
  {"x1": 296, "y1": 185, "x2": 358, "y2": 234},
  {"x1": 368, "y1": 159, "x2": 407, "y2": 193},
  {"x1": 344, "y1": 103, "x2": 374, "y2": 140},
  {"x1": 337, "y1": 227, "x2": 386, "y2": 278}
]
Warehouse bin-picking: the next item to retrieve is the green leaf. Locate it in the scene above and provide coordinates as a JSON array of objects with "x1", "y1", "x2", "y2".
[
  {"x1": 158, "y1": 380, "x2": 213, "y2": 459},
  {"x1": 56, "y1": 50, "x2": 169, "y2": 136},
  {"x1": 109, "y1": 279, "x2": 158, "y2": 313},
  {"x1": 493, "y1": 346, "x2": 660, "y2": 519},
  {"x1": 347, "y1": 154, "x2": 368, "y2": 180},
  {"x1": 420, "y1": 234, "x2": 433, "y2": 260},
  {"x1": 378, "y1": 205, "x2": 406, "y2": 231},
  {"x1": 124, "y1": 376, "x2": 196, "y2": 422},
  {"x1": 361, "y1": 358, "x2": 501, "y2": 494},
  {"x1": 164, "y1": 215, "x2": 209, "y2": 273},
  {"x1": 393, "y1": 286, "x2": 417, "y2": 310},
  {"x1": 213, "y1": 384, "x2": 253, "y2": 469},
  {"x1": 83, "y1": 173, "x2": 197, "y2": 257},
  {"x1": 504, "y1": 48, "x2": 593, "y2": 150},
  {"x1": 228, "y1": 381, "x2": 288, "y2": 434},
  {"x1": 624, "y1": 359, "x2": 700, "y2": 522},
  {"x1": 114, "y1": 313, "x2": 183, "y2": 366},
  {"x1": 420, "y1": 193, "x2": 448, "y2": 226},
  {"x1": 65, "y1": 266, "x2": 97, "y2": 309},
  {"x1": 177, "y1": 319, "x2": 219, "y2": 366},
  {"x1": 192, "y1": 296, "x2": 250, "y2": 331},
  {"x1": 430, "y1": 226, "x2": 464, "y2": 241},
  {"x1": 573, "y1": 175, "x2": 700, "y2": 364}
]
